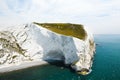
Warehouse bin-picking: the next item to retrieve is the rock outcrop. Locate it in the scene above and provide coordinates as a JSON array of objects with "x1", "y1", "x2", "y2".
[{"x1": 0, "y1": 22, "x2": 95, "y2": 75}]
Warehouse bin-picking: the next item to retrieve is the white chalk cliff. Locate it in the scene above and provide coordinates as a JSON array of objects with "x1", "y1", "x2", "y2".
[{"x1": 0, "y1": 22, "x2": 95, "y2": 75}]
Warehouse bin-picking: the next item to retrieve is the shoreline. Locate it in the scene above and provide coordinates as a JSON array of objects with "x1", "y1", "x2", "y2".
[{"x1": 0, "y1": 60, "x2": 48, "y2": 73}]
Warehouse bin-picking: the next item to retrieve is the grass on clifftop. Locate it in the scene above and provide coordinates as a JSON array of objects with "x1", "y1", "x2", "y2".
[{"x1": 34, "y1": 22, "x2": 87, "y2": 40}]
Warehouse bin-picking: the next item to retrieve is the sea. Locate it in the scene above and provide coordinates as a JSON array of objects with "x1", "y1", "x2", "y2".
[{"x1": 0, "y1": 34, "x2": 120, "y2": 80}]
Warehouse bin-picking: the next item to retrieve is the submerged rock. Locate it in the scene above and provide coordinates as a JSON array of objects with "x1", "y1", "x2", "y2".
[{"x1": 0, "y1": 22, "x2": 95, "y2": 75}]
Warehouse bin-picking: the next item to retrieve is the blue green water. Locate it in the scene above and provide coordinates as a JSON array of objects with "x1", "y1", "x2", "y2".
[{"x1": 0, "y1": 34, "x2": 120, "y2": 80}]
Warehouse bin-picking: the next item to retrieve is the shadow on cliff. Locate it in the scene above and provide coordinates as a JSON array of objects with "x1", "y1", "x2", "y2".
[{"x1": 32, "y1": 26, "x2": 78, "y2": 73}]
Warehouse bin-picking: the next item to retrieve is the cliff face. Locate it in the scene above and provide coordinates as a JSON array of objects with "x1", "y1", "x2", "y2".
[{"x1": 0, "y1": 22, "x2": 95, "y2": 75}]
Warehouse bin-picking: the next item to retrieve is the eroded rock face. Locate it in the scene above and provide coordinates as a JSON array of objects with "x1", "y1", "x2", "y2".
[
  {"x1": 71, "y1": 32, "x2": 95, "y2": 75},
  {"x1": 0, "y1": 23, "x2": 95, "y2": 75},
  {"x1": 0, "y1": 31, "x2": 26, "y2": 64}
]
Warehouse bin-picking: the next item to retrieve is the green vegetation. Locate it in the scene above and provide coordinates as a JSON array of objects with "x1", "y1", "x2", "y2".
[
  {"x1": 0, "y1": 38, "x2": 26, "y2": 56},
  {"x1": 34, "y1": 22, "x2": 87, "y2": 40},
  {"x1": 0, "y1": 31, "x2": 26, "y2": 57}
]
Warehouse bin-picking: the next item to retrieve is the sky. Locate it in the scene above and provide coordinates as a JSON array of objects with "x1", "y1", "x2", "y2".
[{"x1": 0, "y1": 0, "x2": 120, "y2": 34}]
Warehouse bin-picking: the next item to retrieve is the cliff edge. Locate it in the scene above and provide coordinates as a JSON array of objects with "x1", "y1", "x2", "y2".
[{"x1": 0, "y1": 22, "x2": 95, "y2": 75}]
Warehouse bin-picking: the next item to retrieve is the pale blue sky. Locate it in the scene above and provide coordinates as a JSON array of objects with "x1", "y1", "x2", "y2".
[{"x1": 0, "y1": 0, "x2": 120, "y2": 34}]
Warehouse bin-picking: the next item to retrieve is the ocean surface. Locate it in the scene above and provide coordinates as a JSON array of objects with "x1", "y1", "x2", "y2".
[{"x1": 0, "y1": 34, "x2": 120, "y2": 80}]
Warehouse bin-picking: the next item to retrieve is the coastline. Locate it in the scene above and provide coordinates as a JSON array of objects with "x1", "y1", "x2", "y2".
[{"x1": 0, "y1": 60, "x2": 48, "y2": 73}]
